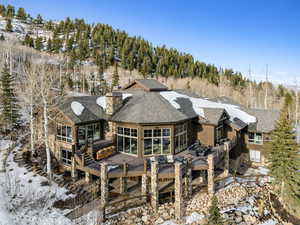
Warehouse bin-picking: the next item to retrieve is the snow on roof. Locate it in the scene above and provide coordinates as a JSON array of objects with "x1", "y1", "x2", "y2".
[
  {"x1": 71, "y1": 101, "x2": 85, "y2": 116},
  {"x1": 122, "y1": 93, "x2": 132, "y2": 100},
  {"x1": 160, "y1": 91, "x2": 256, "y2": 124},
  {"x1": 96, "y1": 96, "x2": 106, "y2": 109}
]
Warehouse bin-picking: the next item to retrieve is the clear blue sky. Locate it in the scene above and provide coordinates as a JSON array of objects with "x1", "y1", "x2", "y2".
[{"x1": 3, "y1": 0, "x2": 300, "y2": 85}]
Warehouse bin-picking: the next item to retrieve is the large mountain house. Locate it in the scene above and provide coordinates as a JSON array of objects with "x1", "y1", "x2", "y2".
[
  {"x1": 49, "y1": 79, "x2": 279, "y2": 168},
  {"x1": 46, "y1": 79, "x2": 279, "y2": 220}
]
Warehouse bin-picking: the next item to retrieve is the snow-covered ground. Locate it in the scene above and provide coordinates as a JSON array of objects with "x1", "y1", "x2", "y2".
[{"x1": 0, "y1": 143, "x2": 73, "y2": 225}]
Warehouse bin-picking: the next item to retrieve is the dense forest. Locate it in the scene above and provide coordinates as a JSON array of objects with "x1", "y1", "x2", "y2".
[
  {"x1": 0, "y1": 3, "x2": 297, "y2": 112},
  {"x1": 0, "y1": 4, "x2": 249, "y2": 89}
]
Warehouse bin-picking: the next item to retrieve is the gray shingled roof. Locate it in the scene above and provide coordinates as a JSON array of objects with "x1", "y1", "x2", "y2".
[
  {"x1": 111, "y1": 91, "x2": 193, "y2": 124},
  {"x1": 112, "y1": 90, "x2": 229, "y2": 125},
  {"x1": 124, "y1": 79, "x2": 168, "y2": 91},
  {"x1": 245, "y1": 108, "x2": 280, "y2": 133},
  {"x1": 58, "y1": 96, "x2": 107, "y2": 124},
  {"x1": 136, "y1": 79, "x2": 168, "y2": 91},
  {"x1": 202, "y1": 108, "x2": 227, "y2": 125},
  {"x1": 226, "y1": 117, "x2": 248, "y2": 131}
]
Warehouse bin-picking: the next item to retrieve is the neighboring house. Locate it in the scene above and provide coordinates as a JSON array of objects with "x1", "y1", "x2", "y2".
[{"x1": 47, "y1": 79, "x2": 280, "y2": 174}]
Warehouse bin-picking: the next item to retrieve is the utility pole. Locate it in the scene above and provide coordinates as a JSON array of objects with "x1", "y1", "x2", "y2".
[
  {"x1": 295, "y1": 78, "x2": 299, "y2": 125},
  {"x1": 249, "y1": 64, "x2": 252, "y2": 108},
  {"x1": 264, "y1": 64, "x2": 269, "y2": 109}
]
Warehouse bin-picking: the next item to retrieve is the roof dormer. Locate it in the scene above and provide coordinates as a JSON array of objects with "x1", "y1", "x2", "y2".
[{"x1": 123, "y1": 79, "x2": 168, "y2": 92}]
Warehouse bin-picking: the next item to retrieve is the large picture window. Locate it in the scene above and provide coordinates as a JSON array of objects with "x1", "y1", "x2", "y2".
[
  {"x1": 116, "y1": 127, "x2": 138, "y2": 155},
  {"x1": 248, "y1": 132, "x2": 263, "y2": 144},
  {"x1": 61, "y1": 149, "x2": 72, "y2": 165},
  {"x1": 144, "y1": 128, "x2": 171, "y2": 155},
  {"x1": 175, "y1": 124, "x2": 187, "y2": 153},
  {"x1": 77, "y1": 123, "x2": 101, "y2": 146},
  {"x1": 57, "y1": 124, "x2": 72, "y2": 143}
]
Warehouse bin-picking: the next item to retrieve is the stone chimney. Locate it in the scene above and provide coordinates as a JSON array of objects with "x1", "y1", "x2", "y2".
[
  {"x1": 105, "y1": 92, "x2": 122, "y2": 139},
  {"x1": 105, "y1": 92, "x2": 123, "y2": 116}
]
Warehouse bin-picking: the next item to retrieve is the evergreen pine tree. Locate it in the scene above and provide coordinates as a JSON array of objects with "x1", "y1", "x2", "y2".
[
  {"x1": 207, "y1": 195, "x2": 224, "y2": 225},
  {"x1": 16, "y1": 7, "x2": 27, "y2": 20},
  {"x1": 0, "y1": 64, "x2": 20, "y2": 131},
  {"x1": 47, "y1": 38, "x2": 53, "y2": 52},
  {"x1": 5, "y1": 18, "x2": 13, "y2": 32},
  {"x1": 5, "y1": 5, "x2": 15, "y2": 18},
  {"x1": 35, "y1": 14, "x2": 43, "y2": 24},
  {"x1": 35, "y1": 36, "x2": 43, "y2": 50},
  {"x1": 267, "y1": 96, "x2": 300, "y2": 208},
  {"x1": 111, "y1": 62, "x2": 119, "y2": 90},
  {"x1": 0, "y1": 5, "x2": 6, "y2": 16},
  {"x1": 0, "y1": 34, "x2": 5, "y2": 41}
]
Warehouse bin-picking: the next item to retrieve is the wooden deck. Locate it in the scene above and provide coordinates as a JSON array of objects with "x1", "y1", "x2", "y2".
[{"x1": 74, "y1": 138, "x2": 236, "y2": 179}]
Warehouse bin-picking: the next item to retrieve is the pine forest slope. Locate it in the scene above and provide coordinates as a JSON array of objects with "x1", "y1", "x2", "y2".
[{"x1": 0, "y1": 4, "x2": 298, "y2": 113}]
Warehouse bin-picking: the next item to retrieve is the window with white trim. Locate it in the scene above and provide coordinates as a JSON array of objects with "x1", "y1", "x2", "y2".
[
  {"x1": 61, "y1": 149, "x2": 72, "y2": 165},
  {"x1": 116, "y1": 127, "x2": 138, "y2": 155},
  {"x1": 175, "y1": 123, "x2": 187, "y2": 153},
  {"x1": 249, "y1": 150, "x2": 261, "y2": 162},
  {"x1": 144, "y1": 128, "x2": 171, "y2": 155},
  {"x1": 57, "y1": 124, "x2": 72, "y2": 143},
  {"x1": 248, "y1": 132, "x2": 263, "y2": 144}
]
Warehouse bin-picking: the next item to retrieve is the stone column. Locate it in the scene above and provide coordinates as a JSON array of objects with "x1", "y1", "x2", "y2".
[
  {"x1": 85, "y1": 171, "x2": 91, "y2": 184},
  {"x1": 141, "y1": 174, "x2": 148, "y2": 195},
  {"x1": 207, "y1": 154, "x2": 215, "y2": 195},
  {"x1": 184, "y1": 160, "x2": 193, "y2": 199},
  {"x1": 71, "y1": 157, "x2": 78, "y2": 180},
  {"x1": 99, "y1": 163, "x2": 108, "y2": 223},
  {"x1": 119, "y1": 177, "x2": 127, "y2": 194},
  {"x1": 223, "y1": 142, "x2": 230, "y2": 177},
  {"x1": 151, "y1": 161, "x2": 158, "y2": 212},
  {"x1": 175, "y1": 162, "x2": 184, "y2": 222}
]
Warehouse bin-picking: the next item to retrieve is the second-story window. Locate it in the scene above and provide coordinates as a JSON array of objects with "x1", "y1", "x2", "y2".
[
  {"x1": 248, "y1": 132, "x2": 263, "y2": 144},
  {"x1": 57, "y1": 124, "x2": 72, "y2": 143}
]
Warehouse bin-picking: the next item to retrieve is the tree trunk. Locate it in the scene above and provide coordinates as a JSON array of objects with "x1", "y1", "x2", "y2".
[
  {"x1": 280, "y1": 180, "x2": 285, "y2": 201},
  {"x1": 43, "y1": 98, "x2": 52, "y2": 180},
  {"x1": 30, "y1": 101, "x2": 34, "y2": 154}
]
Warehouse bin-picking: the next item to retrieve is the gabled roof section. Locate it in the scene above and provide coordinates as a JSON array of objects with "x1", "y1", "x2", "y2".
[
  {"x1": 58, "y1": 96, "x2": 107, "y2": 124},
  {"x1": 245, "y1": 108, "x2": 280, "y2": 133},
  {"x1": 202, "y1": 108, "x2": 228, "y2": 125},
  {"x1": 123, "y1": 79, "x2": 168, "y2": 91}
]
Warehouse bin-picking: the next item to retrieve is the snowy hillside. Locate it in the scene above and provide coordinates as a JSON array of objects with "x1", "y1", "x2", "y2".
[{"x1": 0, "y1": 15, "x2": 52, "y2": 42}]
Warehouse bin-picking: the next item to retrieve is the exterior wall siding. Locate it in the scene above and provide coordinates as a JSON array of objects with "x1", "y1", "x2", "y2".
[
  {"x1": 197, "y1": 124, "x2": 215, "y2": 146},
  {"x1": 244, "y1": 132, "x2": 269, "y2": 165}
]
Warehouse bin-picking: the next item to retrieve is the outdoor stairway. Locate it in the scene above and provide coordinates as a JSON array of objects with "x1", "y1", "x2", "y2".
[{"x1": 83, "y1": 153, "x2": 94, "y2": 165}]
